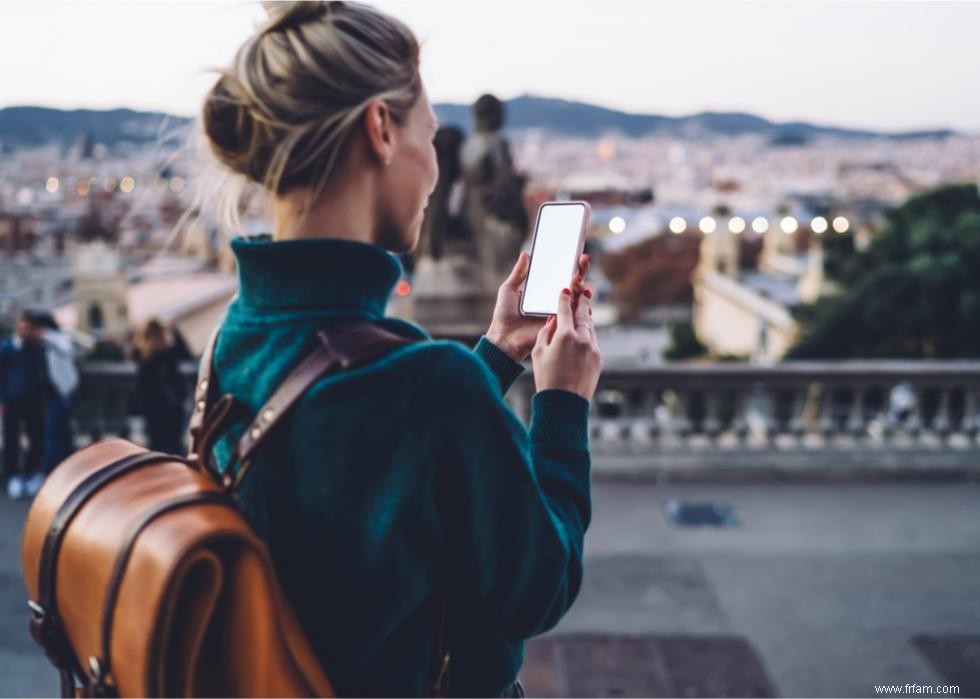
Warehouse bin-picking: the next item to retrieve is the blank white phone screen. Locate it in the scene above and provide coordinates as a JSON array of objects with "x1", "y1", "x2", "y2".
[{"x1": 523, "y1": 203, "x2": 587, "y2": 315}]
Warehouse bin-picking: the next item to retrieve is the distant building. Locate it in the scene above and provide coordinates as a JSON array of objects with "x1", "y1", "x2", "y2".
[
  {"x1": 56, "y1": 240, "x2": 237, "y2": 354},
  {"x1": 0, "y1": 212, "x2": 40, "y2": 254},
  {"x1": 692, "y1": 223, "x2": 830, "y2": 363},
  {"x1": 71, "y1": 240, "x2": 130, "y2": 341}
]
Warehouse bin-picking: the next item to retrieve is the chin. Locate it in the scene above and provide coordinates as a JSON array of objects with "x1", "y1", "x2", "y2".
[{"x1": 388, "y1": 231, "x2": 419, "y2": 255}]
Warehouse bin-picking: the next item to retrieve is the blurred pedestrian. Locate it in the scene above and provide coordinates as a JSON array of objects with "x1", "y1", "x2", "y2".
[
  {"x1": 30, "y1": 310, "x2": 79, "y2": 488},
  {"x1": 0, "y1": 311, "x2": 47, "y2": 499},
  {"x1": 132, "y1": 318, "x2": 192, "y2": 454}
]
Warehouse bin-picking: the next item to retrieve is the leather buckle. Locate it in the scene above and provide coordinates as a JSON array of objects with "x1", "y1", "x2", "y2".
[
  {"x1": 87, "y1": 656, "x2": 116, "y2": 697},
  {"x1": 28, "y1": 601, "x2": 71, "y2": 670}
]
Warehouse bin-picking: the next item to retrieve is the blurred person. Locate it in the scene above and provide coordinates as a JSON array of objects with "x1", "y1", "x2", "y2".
[
  {"x1": 889, "y1": 381, "x2": 918, "y2": 426},
  {"x1": 195, "y1": 1, "x2": 601, "y2": 696},
  {"x1": 29, "y1": 310, "x2": 79, "y2": 492},
  {"x1": 0, "y1": 311, "x2": 47, "y2": 499},
  {"x1": 132, "y1": 318, "x2": 192, "y2": 454}
]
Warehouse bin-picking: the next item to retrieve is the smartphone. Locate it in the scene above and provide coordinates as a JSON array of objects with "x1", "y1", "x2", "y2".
[{"x1": 520, "y1": 201, "x2": 591, "y2": 317}]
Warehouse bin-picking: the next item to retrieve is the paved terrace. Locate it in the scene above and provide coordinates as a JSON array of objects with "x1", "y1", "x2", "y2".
[{"x1": 2, "y1": 479, "x2": 978, "y2": 697}]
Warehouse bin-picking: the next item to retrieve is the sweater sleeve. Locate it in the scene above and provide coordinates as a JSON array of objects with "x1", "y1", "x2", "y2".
[
  {"x1": 434, "y1": 349, "x2": 591, "y2": 640},
  {"x1": 471, "y1": 335, "x2": 525, "y2": 395}
]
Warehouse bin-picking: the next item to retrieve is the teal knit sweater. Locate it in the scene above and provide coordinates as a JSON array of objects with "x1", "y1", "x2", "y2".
[{"x1": 208, "y1": 235, "x2": 592, "y2": 697}]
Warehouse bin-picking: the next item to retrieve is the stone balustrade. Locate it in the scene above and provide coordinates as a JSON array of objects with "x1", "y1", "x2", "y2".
[{"x1": 58, "y1": 360, "x2": 980, "y2": 476}]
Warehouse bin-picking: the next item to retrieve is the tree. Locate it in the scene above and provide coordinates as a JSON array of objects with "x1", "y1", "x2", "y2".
[
  {"x1": 664, "y1": 321, "x2": 708, "y2": 361},
  {"x1": 789, "y1": 184, "x2": 980, "y2": 359},
  {"x1": 599, "y1": 234, "x2": 700, "y2": 321}
]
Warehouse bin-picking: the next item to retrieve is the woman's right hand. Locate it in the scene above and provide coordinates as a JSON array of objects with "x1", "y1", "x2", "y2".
[{"x1": 531, "y1": 284, "x2": 602, "y2": 401}]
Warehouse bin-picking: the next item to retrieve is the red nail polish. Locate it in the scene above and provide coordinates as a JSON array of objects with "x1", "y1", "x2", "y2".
[
  {"x1": 562, "y1": 288, "x2": 570, "y2": 295},
  {"x1": 584, "y1": 289, "x2": 592, "y2": 299}
]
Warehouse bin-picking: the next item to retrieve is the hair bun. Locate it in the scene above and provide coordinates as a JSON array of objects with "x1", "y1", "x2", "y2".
[
  {"x1": 202, "y1": 74, "x2": 262, "y2": 181},
  {"x1": 260, "y1": 1, "x2": 332, "y2": 36}
]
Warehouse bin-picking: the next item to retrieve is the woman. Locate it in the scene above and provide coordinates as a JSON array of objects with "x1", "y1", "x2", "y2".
[
  {"x1": 132, "y1": 318, "x2": 191, "y2": 454},
  {"x1": 200, "y1": 2, "x2": 602, "y2": 696}
]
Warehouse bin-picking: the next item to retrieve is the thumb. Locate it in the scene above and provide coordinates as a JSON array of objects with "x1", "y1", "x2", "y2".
[{"x1": 504, "y1": 251, "x2": 530, "y2": 289}]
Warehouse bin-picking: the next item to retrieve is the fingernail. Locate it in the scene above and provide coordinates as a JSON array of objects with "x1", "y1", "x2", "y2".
[
  {"x1": 589, "y1": 308, "x2": 592, "y2": 316},
  {"x1": 562, "y1": 288, "x2": 570, "y2": 295},
  {"x1": 584, "y1": 289, "x2": 592, "y2": 298}
]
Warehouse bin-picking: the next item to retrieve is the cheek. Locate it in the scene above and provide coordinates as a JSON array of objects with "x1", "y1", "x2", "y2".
[
  {"x1": 407, "y1": 143, "x2": 438, "y2": 213},
  {"x1": 423, "y1": 144, "x2": 439, "y2": 193}
]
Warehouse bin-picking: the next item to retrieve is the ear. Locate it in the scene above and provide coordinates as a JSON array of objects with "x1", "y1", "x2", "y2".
[{"x1": 363, "y1": 99, "x2": 395, "y2": 166}]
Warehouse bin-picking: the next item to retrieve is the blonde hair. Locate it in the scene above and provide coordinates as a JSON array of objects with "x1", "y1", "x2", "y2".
[{"x1": 198, "y1": 1, "x2": 422, "y2": 232}]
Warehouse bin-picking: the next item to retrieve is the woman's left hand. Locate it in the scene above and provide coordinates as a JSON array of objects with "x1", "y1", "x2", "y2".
[{"x1": 486, "y1": 251, "x2": 590, "y2": 363}]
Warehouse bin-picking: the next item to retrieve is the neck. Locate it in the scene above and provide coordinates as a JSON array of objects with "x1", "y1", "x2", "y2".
[{"x1": 272, "y1": 170, "x2": 377, "y2": 245}]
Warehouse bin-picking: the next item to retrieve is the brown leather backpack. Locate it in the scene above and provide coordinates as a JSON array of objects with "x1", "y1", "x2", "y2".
[{"x1": 21, "y1": 319, "x2": 450, "y2": 697}]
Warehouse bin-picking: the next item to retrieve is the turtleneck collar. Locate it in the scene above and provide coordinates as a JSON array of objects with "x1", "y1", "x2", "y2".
[{"x1": 230, "y1": 234, "x2": 404, "y2": 317}]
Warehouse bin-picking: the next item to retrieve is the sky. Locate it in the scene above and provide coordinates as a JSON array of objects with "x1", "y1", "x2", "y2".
[{"x1": 1, "y1": 0, "x2": 979, "y2": 133}]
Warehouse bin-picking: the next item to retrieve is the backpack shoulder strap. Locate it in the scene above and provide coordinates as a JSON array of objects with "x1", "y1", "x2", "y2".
[
  {"x1": 187, "y1": 324, "x2": 220, "y2": 454},
  {"x1": 235, "y1": 320, "x2": 418, "y2": 465},
  {"x1": 189, "y1": 319, "x2": 419, "y2": 487}
]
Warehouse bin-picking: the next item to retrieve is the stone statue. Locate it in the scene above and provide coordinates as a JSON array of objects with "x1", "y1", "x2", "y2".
[
  {"x1": 408, "y1": 94, "x2": 528, "y2": 338},
  {"x1": 416, "y1": 126, "x2": 466, "y2": 262},
  {"x1": 459, "y1": 94, "x2": 529, "y2": 285}
]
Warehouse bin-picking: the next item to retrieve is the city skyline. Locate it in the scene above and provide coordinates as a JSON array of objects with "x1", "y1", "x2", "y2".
[{"x1": 1, "y1": 1, "x2": 979, "y2": 133}]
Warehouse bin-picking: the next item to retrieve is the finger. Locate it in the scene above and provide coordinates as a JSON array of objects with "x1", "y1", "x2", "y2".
[
  {"x1": 504, "y1": 251, "x2": 530, "y2": 289},
  {"x1": 556, "y1": 287, "x2": 574, "y2": 333},
  {"x1": 577, "y1": 253, "x2": 591, "y2": 279},
  {"x1": 574, "y1": 288, "x2": 591, "y2": 328},
  {"x1": 535, "y1": 314, "x2": 556, "y2": 348}
]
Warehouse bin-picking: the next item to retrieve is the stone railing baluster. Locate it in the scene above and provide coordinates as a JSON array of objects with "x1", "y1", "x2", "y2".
[
  {"x1": 847, "y1": 387, "x2": 867, "y2": 443},
  {"x1": 50, "y1": 361, "x2": 980, "y2": 470}
]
